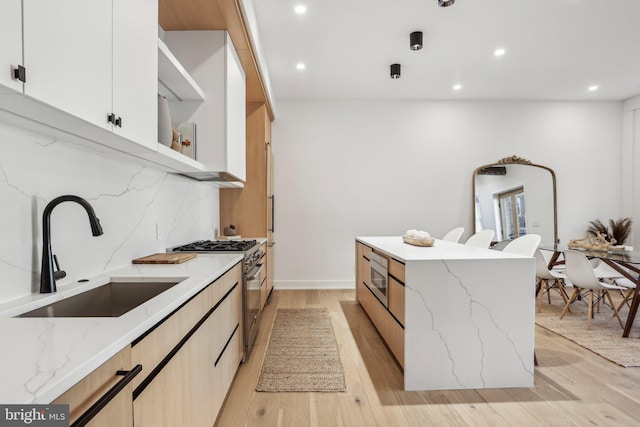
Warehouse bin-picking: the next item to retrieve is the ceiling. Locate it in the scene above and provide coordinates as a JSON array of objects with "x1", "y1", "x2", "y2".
[{"x1": 250, "y1": 0, "x2": 640, "y2": 101}]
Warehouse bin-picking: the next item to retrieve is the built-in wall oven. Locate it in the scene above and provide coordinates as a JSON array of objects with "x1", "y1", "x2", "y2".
[
  {"x1": 369, "y1": 251, "x2": 388, "y2": 307},
  {"x1": 168, "y1": 239, "x2": 264, "y2": 362}
]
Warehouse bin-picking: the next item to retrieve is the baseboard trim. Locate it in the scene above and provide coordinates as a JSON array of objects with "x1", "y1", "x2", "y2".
[{"x1": 274, "y1": 280, "x2": 355, "y2": 290}]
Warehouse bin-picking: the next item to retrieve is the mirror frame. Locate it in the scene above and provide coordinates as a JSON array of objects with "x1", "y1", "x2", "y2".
[{"x1": 472, "y1": 155, "x2": 558, "y2": 244}]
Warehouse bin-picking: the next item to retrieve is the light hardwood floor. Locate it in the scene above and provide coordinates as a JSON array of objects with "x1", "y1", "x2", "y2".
[{"x1": 215, "y1": 290, "x2": 640, "y2": 426}]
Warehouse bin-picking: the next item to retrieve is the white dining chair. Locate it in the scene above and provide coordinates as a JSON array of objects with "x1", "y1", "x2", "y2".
[
  {"x1": 441, "y1": 227, "x2": 465, "y2": 243},
  {"x1": 464, "y1": 229, "x2": 495, "y2": 249},
  {"x1": 588, "y1": 259, "x2": 637, "y2": 311},
  {"x1": 534, "y1": 249, "x2": 570, "y2": 312},
  {"x1": 560, "y1": 250, "x2": 626, "y2": 329},
  {"x1": 490, "y1": 239, "x2": 512, "y2": 251},
  {"x1": 502, "y1": 234, "x2": 542, "y2": 257}
]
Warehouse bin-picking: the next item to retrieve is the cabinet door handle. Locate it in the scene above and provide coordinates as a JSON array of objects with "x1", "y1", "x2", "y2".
[
  {"x1": 115, "y1": 116, "x2": 122, "y2": 128},
  {"x1": 107, "y1": 113, "x2": 116, "y2": 124},
  {"x1": 13, "y1": 65, "x2": 26, "y2": 83},
  {"x1": 71, "y1": 364, "x2": 142, "y2": 427},
  {"x1": 269, "y1": 195, "x2": 275, "y2": 232},
  {"x1": 214, "y1": 323, "x2": 240, "y2": 367}
]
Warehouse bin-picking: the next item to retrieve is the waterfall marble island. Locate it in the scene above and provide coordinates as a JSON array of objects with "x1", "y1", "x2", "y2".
[{"x1": 355, "y1": 236, "x2": 535, "y2": 391}]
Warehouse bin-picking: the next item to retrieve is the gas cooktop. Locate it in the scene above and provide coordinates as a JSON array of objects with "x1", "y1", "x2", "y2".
[{"x1": 169, "y1": 239, "x2": 258, "y2": 253}]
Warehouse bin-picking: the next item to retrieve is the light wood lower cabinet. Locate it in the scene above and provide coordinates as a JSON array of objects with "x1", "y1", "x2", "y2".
[
  {"x1": 258, "y1": 244, "x2": 268, "y2": 309},
  {"x1": 266, "y1": 242, "x2": 274, "y2": 299},
  {"x1": 388, "y1": 276, "x2": 405, "y2": 326},
  {"x1": 133, "y1": 263, "x2": 243, "y2": 427},
  {"x1": 389, "y1": 258, "x2": 405, "y2": 283},
  {"x1": 53, "y1": 346, "x2": 138, "y2": 427},
  {"x1": 54, "y1": 263, "x2": 243, "y2": 427},
  {"x1": 134, "y1": 281, "x2": 241, "y2": 427},
  {"x1": 355, "y1": 242, "x2": 404, "y2": 367},
  {"x1": 355, "y1": 242, "x2": 370, "y2": 302}
]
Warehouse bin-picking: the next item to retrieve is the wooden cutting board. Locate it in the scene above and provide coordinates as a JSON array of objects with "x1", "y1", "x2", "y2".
[{"x1": 132, "y1": 253, "x2": 197, "y2": 264}]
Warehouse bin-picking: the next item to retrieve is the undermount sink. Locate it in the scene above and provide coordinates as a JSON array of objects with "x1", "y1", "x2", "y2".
[{"x1": 17, "y1": 280, "x2": 182, "y2": 318}]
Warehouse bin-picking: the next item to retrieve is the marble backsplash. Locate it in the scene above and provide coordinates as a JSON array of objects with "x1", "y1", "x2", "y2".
[{"x1": 0, "y1": 122, "x2": 219, "y2": 304}]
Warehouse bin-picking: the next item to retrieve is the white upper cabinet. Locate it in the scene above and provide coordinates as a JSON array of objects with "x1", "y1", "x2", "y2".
[
  {"x1": 0, "y1": 0, "x2": 23, "y2": 93},
  {"x1": 163, "y1": 31, "x2": 246, "y2": 182},
  {"x1": 112, "y1": 0, "x2": 157, "y2": 148},
  {"x1": 23, "y1": 0, "x2": 113, "y2": 132},
  {"x1": 6, "y1": 0, "x2": 157, "y2": 152},
  {"x1": 0, "y1": 4, "x2": 248, "y2": 181}
]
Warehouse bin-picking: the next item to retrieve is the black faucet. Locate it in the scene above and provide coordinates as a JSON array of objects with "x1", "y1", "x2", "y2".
[{"x1": 40, "y1": 195, "x2": 104, "y2": 293}]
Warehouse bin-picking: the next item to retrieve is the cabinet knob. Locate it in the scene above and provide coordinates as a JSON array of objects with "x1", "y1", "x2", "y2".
[
  {"x1": 13, "y1": 65, "x2": 26, "y2": 83},
  {"x1": 115, "y1": 116, "x2": 122, "y2": 127},
  {"x1": 107, "y1": 113, "x2": 116, "y2": 124}
]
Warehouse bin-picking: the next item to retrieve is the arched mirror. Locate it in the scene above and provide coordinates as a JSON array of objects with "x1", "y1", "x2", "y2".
[{"x1": 472, "y1": 156, "x2": 557, "y2": 246}]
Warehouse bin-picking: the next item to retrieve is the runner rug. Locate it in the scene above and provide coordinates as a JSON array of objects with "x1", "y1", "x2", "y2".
[{"x1": 256, "y1": 308, "x2": 346, "y2": 392}]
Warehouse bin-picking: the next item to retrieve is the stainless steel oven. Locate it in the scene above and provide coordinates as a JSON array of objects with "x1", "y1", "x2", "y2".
[
  {"x1": 369, "y1": 251, "x2": 388, "y2": 307},
  {"x1": 244, "y1": 253, "x2": 265, "y2": 360}
]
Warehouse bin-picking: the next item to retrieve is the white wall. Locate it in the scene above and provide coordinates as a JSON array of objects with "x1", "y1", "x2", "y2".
[
  {"x1": 0, "y1": 122, "x2": 219, "y2": 304},
  {"x1": 623, "y1": 95, "x2": 640, "y2": 248},
  {"x1": 271, "y1": 99, "x2": 623, "y2": 289}
]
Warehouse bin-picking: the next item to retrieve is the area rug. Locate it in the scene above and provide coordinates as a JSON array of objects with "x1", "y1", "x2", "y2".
[
  {"x1": 256, "y1": 308, "x2": 346, "y2": 392},
  {"x1": 536, "y1": 291, "x2": 640, "y2": 367}
]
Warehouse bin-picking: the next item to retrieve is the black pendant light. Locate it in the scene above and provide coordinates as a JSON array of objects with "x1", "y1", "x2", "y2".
[
  {"x1": 410, "y1": 32, "x2": 423, "y2": 50},
  {"x1": 390, "y1": 64, "x2": 401, "y2": 79},
  {"x1": 438, "y1": 0, "x2": 455, "y2": 6}
]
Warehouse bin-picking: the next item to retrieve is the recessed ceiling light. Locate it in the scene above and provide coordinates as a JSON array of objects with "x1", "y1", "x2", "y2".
[
  {"x1": 294, "y1": 5, "x2": 307, "y2": 14},
  {"x1": 296, "y1": 63, "x2": 306, "y2": 70},
  {"x1": 453, "y1": 84, "x2": 462, "y2": 91},
  {"x1": 494, "y1": 48, "x2": 506, "y2": 57},
  {"x1": 588, "y1": 85, "x2": 599, "y2": 92}
]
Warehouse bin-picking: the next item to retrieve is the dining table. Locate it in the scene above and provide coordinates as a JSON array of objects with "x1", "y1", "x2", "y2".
[{"x1": 540, "y1": 244, "x2": 640, "y2": 337}]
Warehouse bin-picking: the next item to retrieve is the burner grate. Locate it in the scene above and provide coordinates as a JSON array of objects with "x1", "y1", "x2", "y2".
[{"x1": 172, "y1": 240, "x2": 257, "y2": 252}]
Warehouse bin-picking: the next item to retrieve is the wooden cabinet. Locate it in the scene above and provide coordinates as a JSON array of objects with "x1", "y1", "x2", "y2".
[
  {"x1": 130, "y1": 263, "x2": 242, "y2": 427},
  {"x1": 388, "y1": 258, "x2": 405, "y2": 325},
  {"x1": 220, "y1": 103, "x2": 275, "y2": 300},
  {"x1": 0, "y1": 0, "x2": 22, "y2": 93},
  {"x1": 266, "y1": 139, "x2": 275, "y2": 298},
  {"x1": 162, "y1": 30, "x2": 246, "y2": 181},
  {"x1": 355, "y1": 241, "x2": 404, "y2": 367},
  {"x1": 357, "y1": 273, "x2": 405, "y2": 368},
  {"x1": 19, "y1": 0, "x2": 157, "y2": 150},
  {"x1": 389, "y1": 258, "x2": 405, "y2": 283},
  {"x1": 52, "y1": 264, "x2": 243, "y2": 427},
  {"x1": 266, "y1": 242, "x2": 274, "y2": 298},
  {"x1": 388, "y1": 276, "x2": 405, "y2": 326},
  {"x1": 53, "y1": 346, "x2": 138, "y2": 427},
  {"x1": 259, "y1": 249, "x2": 268, "y2": 310},
  {"x1": 355, "y1": 242, "x2": 371, "y2": 301}
]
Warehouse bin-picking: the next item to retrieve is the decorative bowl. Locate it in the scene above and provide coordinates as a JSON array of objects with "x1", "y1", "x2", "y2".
[{"x1": 403, "y1": 235, "x2": 434, "y2": 247}]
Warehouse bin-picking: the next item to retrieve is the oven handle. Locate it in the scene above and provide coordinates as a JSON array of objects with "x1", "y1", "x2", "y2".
[{"x1": 247, "y1": 264, "x2": 265, "y2": 280}]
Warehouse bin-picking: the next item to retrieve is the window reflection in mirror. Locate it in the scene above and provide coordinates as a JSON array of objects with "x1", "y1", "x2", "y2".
[{"x1": 473, "y1": 158, "x2": 557, "y2": 246}]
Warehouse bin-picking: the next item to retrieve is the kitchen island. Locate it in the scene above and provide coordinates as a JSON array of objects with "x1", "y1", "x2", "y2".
[{"x1": 356, "y1": 236, "x2": 535, "y2": 391}]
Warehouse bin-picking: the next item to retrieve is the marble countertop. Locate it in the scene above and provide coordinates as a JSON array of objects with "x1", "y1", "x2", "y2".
[
  {"x1": 0, "y1": 253, "x2": 243, "y2": 404},
  {"x1": 356, "y1": 236, "x2": 529, "y2": 262}
]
